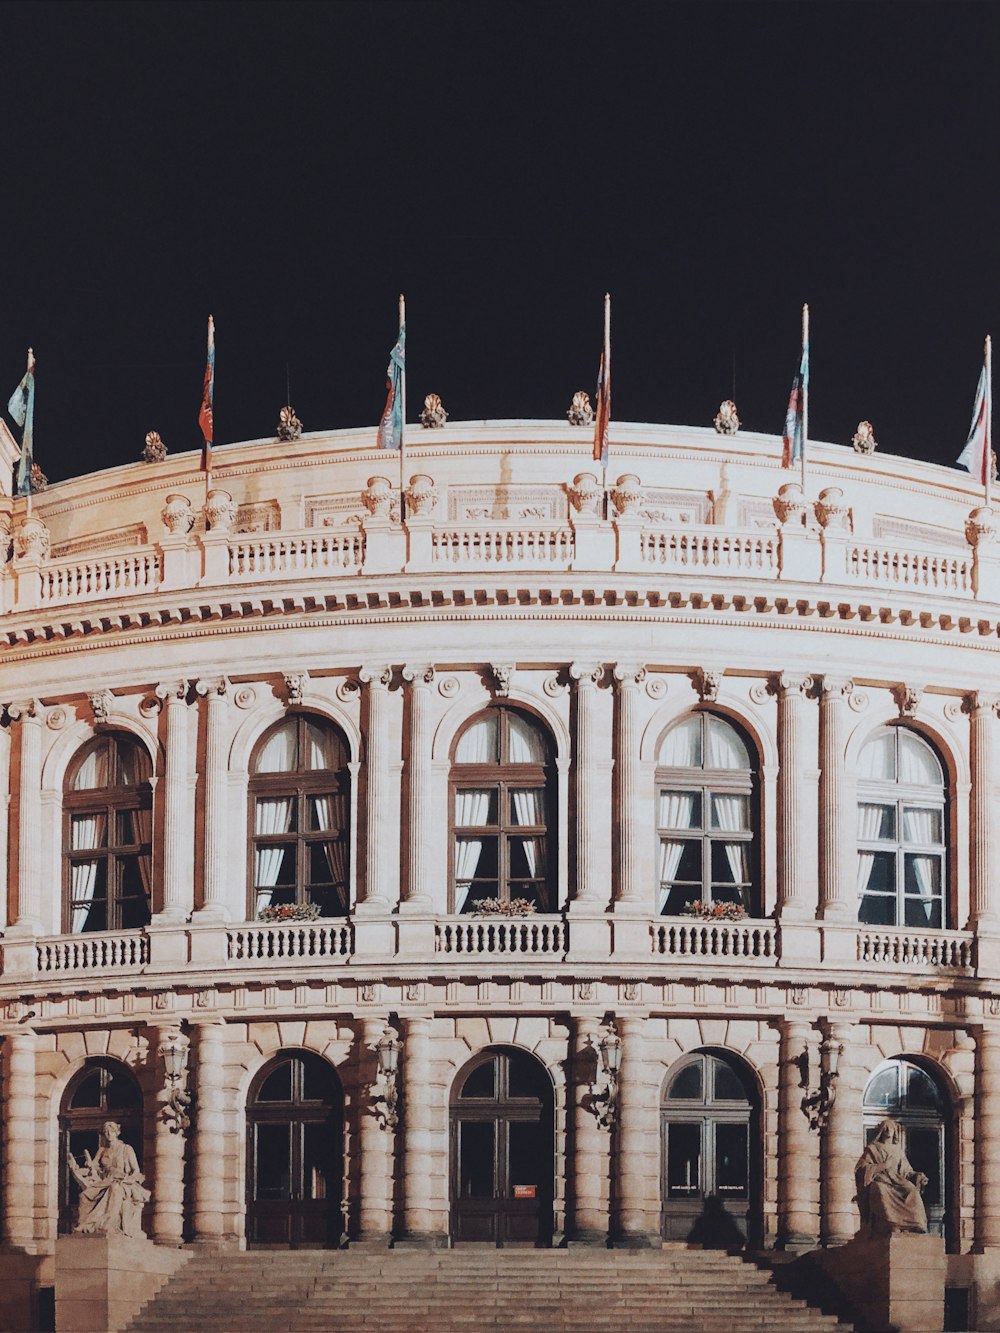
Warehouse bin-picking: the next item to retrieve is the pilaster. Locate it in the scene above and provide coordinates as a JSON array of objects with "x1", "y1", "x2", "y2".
[
  {"x1": 777, "y1": 1019, "x2": 819, "y2": 1249},
  {"x1": 819, "y1": 1020, "x2": 858, "y2": 1246},
  {"x1": 611, "y1": 1015, "x2": 659, "y2": 1246},
  {"x1": 355, "y1": 1018, "x2": 393, "y2": 1244},
  {"x1": 150, "y1": 1024, "x2": 188, "y2": 1246},
  {"x1": 775, "y1": 674, "x2": 818, "y2": 930},
  {"x1": 400, "y1": 665, "x2": 435, "y2": 910},
  {"x1": 357, "y1": 666, "x2": 393, "y2": 913},
  {"x1": 569, "y1": 663, "x2": 605, "y2": 909},
  {"x1": 2, "y1": 1029, "x2": 38, "y2": 1247},
  {"x1": 153, "y1": 681, "x2": 192, "y2": 923},
  {"x1": 612, "y1": 664, "x2": 646, "y2": 913},
  {"x1": 7, "y1": 701, "x2": 44, "y2": 934},
  {"x1": 818, "y1": 677, "x2": 854, "y2": 923},
  {"x1": 191, "y1": 1021, "x2": 226, "y2": 1244},
  {"x1": 194, "y1": 678, "x2": 230, "y2": 920},
  {"x1": 567, "y1": 1016, "x2": 610, "y2": 1243}
]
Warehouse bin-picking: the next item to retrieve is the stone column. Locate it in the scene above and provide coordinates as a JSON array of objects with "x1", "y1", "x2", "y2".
[
  {"x1": 968, "y1": 693, "x2": 1000, "y2": 928},
  {"x1": 356, "y1": 1018, "x2": 393, "y2": 1244},
  {"x1": 568, "y1": 1016, "x2": 610, "y2": 1243},
  {"x1": 975, "y1": 1026, "x2": 1000, "y2": 1249},
  {"x1": 569, "y1": 663, "x2": 604, "y2": 906},
  {"x1": 358, "y1": 666, "x2": 392, "y2": 910},
  {"x1": 191, "y1": 1020, "x2": 226, "y2": 1244},
  {"x1": 155, "y1": 680, "x2": 191, "y2": 922},
  {"x1": 151, "y1": 1023, "x2": 188, "y2": 1245},
  {"x1": 819, "y1": 1020, "x2": 857, "y2": 1246},
  {"x1": 777, "y1": 1019, "x2": 819, "y2": 1248},
  {"x1": 8, "y1": 702, "x2": 43, "y2": 932},
  {"x1": 195, "y1": 678, "x2": 229, "y2": 919},
  {"x1": 401, "y1": 665, "x2": 434, "y2": 909},
  {"x1": 2, "y1": 1029, "x2": 37, "y2": 1245},
  {"x1": 399, "y1": 1015, "x2": 441, "y2": 1242},
  {"x1": 0, "y1": 719, "x2": 11, "y2": 931},
  {"x1": 776, "y1": 674, "x2": 815, "y2": 920},
  {"x1": 612, "y1": 1015, "x2": 658, "y2": 1245},
  {"x1": 818, "y1": 678, "x2": 854, "y2": 921},
  {"x1": 612, "y1": 664, "x2": 646, "y2": 909}
]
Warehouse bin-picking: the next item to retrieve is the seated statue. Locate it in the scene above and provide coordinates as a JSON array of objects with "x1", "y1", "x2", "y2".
[
  {"x1": 854, "y1": 1117, "x2": 928, "y2": 1238},
  {"x1": 67, "y1": 1120, "x2": 150, "y2": 1239}
]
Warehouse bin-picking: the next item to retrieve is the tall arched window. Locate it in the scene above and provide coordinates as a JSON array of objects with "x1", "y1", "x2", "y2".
[
  {"x1": 656, "y1": 713, "x2": 758, "y2": 916},
  {"x1": 64, "y1": 734, "x2": 153, "y2": 932},
  {"x1": 450, "y1": 708, "x2": 554, "y2": 913},
  {"x1": 59, "y1": 1058, "x2": 144, "y2": 1234},
  {"x1": 249, "y1": 715, "x2": 351, "y2": 918},
  {"x1": 863, "y1": 1058, "x2": 951, "y2": 1241},
  {"x1": 857, "y1": 728, "x2": 947, "y2": 928}
]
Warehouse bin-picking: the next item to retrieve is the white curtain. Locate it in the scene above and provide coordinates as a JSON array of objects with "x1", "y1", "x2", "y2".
[
  {"x1": 73, "y1": 746, "x2": 110, "y2": 791},
  {"x1": 658, "y1": 839, "x2": 685, "y2": 911},
  {"x1": 304, "y1": 721, "x2": 345, "y2": 771},
  {"x1": 454, "y1": 789, "x2": 492, "y2": 912},
  {"x1": 255, "y1": 722, "x2": 297, "y2": 773},
  {"x1": 310, "y1": 793, "x2": 346, "y2": 832},
  {"x1": 857, "y1": 802, "x2": 884, "y2": 897},
  {"x1": 706, "y1": 718, "x2": 749, "y2": 770},
  {"x1": 508, "y1": 713, "x2": 546, "y2": 763},
  {"x1": 898, "y1": 733, "x2": 943, "y2": 786},
  {"x1": 70, "y1": 813, "x2": 106, "y2": 932},
  {"x1": 134, "y1": 806, "x2": 153, "y2": 903},
  {"x1": 659, "y1": 791, "x2": 698, "y2": 830},
  {"x1": 711, "y1": 795, "x2": 748, "y2": 883},
  {"x1": 511, "y1": 788, "x2": 543, "y2": 826},
  {"x1": 902, "y1": 806, "x2": 941, "y2": 846},
  {"x1": 456, "y1": 715, "x2": 496, "y2": 763},
  {"x1": 907, "y1": 854, "x2": 939, "y2": 922},
  {"x1": 659, "y1": 717, "x2": 701, "y2": 767},
  {"x1": 254, "y1": 797, "x2": 293, "y2": 905}
]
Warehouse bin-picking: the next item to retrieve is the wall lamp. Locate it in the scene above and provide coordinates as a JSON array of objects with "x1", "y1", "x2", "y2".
[
  {"x1": 801, "y1": 1036, "x2": 844, "y2": 1132},
  {"x1": 594, "y1": 1032, "x2": 622, "y2": 1130},
  {"x1": 372, "y1": 1026, "x2": 401, "y2": 1130},
  {"x1": 160, "y1": 1029, "x2": 192, "y2": 1134}
]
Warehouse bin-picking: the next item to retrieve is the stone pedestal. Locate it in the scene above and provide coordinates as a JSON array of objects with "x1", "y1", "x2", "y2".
[
  {"x1": 806, "y1": 1232, "x2": 945, "y2": 1333},
  {"x1": 55, "y1": 1235, "x2": 189, "y2": 1333}
]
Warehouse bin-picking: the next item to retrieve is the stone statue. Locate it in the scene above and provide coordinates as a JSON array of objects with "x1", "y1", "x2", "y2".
[
  {"x1": 67, "y1": 1120, "x2": 150, "y2": 1239},
  {"x1": 276, "y1": 406, "x2": 303, "y2": 442},
  {"x1": 567, "y1": 392, "x2": 594, "y2": 426},
  {"x1": 854, "y1": 1118, "x2": 928, "y2": 1238}
]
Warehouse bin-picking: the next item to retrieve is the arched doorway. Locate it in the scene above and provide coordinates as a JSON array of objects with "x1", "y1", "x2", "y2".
[
  {"x1": 660, "y1": 1050, "x2": 761, "y2": 1247},
  {"x1": 863, "y1": 1058, "x2": 952, "y2": 1243},
  {"x1": 450, "y1": 1048, "x2": 554, "y2": 1246},
  {"x1": 59, "y1": 1058, "x2": 144, "y2": 1235},
  {"x1": 246, "y1": 1051, "x2": 343, "y2": 1247}
]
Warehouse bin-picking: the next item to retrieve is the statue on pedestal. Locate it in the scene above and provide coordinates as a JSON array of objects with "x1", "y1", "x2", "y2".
[
  {"x1": 67, "y1": 1120, "x2": 150, "y2": 1239},
  {"x1": 854, "y1": 1118, "x2": 928, "y2": 1238}
]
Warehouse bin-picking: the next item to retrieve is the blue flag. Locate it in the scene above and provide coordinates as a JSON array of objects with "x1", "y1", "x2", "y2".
[
  {"x1": 7, "y1": 350, "x2": 35, "y2": 497},
  {"x1": 782, "y1": 337, "x2": 809, "y2": 468},
  {"x1": 377, "y1": 324, "x2": 406, "y2": 450}
]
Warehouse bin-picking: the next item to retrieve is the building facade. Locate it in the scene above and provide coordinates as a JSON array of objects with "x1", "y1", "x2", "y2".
[{"x1": 1, "y1": 415, "x2": 1000, "y2": 1320}]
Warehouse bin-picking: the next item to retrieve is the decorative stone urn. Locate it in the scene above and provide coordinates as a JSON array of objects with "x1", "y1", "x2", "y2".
[
  {"x1": 362, "y1": 476, "x2": 395, "y2": 518},
  {"x1": 966, "y1": 506, "x2": 998, "y2": 547},
  {"x1": 13, "y1": 515, "x2": 50, "y2": 561},
  {"x1": 420, "y1": 394, "x2": 448, "y2": 429},
  {"x1": 160, "y1": 494, "x2": 195, "y2": 536},
  {"x1": 609, "y1": 473, "x2": 644, "y2": 517},
  {"x1": 773, "y1": 482, "x2": 808, "y2": 527},
  {"x1": 143, "y1": 431, "x2": 167, "y2": 463},
  {"x1": 713, "y1": 400, "x2": 740, "y2": 436},
  {"x1": 814, "y1": 486, "x2": 851, "y2": 530},
  {"x1": 852, "y1": 420, "x2": 877, "y2": 455},
  {"x1": 567, "y1": 392, "x2": 594, "y2": 427},
  {"x1": 568, "y1": 472, "x2": 603, "y2": 516},
  {"x1": 404, "y1": 474, "x2": 439, "y2": 516},
  {"x1": 203, "y1": 489, "x2": 236, "y2": 532}
]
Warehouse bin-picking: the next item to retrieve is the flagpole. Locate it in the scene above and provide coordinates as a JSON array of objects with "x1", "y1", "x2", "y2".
[
  {"x1": 24, "y1": 348, "x2": 34, "y2": 518},
  {"x1": 398, "y1": 293, "x2": 406, "y2": 522},
  {"x1": 987, "y1": 333, "x2": 993, "y2": 508},
  {"x1": 800, "y1": 303, "x2": 809, "y2": 493},
  {"x1": 603, "y1": 291, "x2": 611, "y2": 511}
]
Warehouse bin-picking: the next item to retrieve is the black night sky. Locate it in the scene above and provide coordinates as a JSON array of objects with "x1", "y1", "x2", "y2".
[{"x1": 2, "y1": 1, "x2": 998, "y2": 482}]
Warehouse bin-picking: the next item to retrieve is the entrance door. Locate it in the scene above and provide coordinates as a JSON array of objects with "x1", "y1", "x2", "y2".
[
  {"x1": 450, "y1": 1049, "x2": 553, "y2": 1246},
  {"x1": 247, "y1": 1051, "x2": 343, "y2": 1247},
  {"x1": 661, "y1": 1051, "x2": 759, "y2": 1247}
]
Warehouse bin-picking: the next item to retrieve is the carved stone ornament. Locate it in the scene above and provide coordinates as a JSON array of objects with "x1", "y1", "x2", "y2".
[
  {"x1": 713, "y1": 399, "x2": 740, "y2": 436},
  {"x1": 645, "y1": 676, "x2": 668, "y2": 700},
  {"x1": 613, "y1": 663, "x2": 647, "y2": 690},
  {"x1": 814, "y1": 486, "x2": 851, "y2": 531},
  {"x1": 609, "y1": 473, "x2": 644, "y2": 517},
  {"x1": 437, "y1": 675, "x2": 460, "y2": 698},
  {"x1": 773, "y1": 482, "x2": 807, "y2": 528},
  {"x1": 696, "y1": 669, "x2": 723, "y2": 703},
  {"x1": 203, "y1": 489, "x2": 236, "y2": 532},
  {"x1": 6, "y1": 699, "x2": 42, "y2": 724},
  {"x1": 569, "y1": 662, "x2": 603, "y2": 689},
  {"x1": 851, "y1": 420, "x2": 877, "y2": 455},
  {"x1": 966, "y1": 506, "x2": 998, "y2": 548},
  {"x1": 362, "y1": 476, "x2": 395, "y2": 518},
  {"x1": 160, "y1": 493, "x2": 195, "y2": 536},
  {"x1": 234, "y1": 685, "x2": 257, "y2": 710},
  {"x1": 13, "y1": 515, "x2": 50, "y2": 561},
  {"x1": 29, "y1": 463, "x2": 48, "y2": 492},
  {"x1": 359, "y1": 665, "x2": 393, "y2": 689},
  {"x1": 335, "y1": 678, "x2": 361, "y2": 703},
  {"x1": 154, "y1": 680, "x2": 188, "y2": 706},
  {"x1": 46, "y1": 705, "x2": 71, "y2": 731},
  {"x1": 419, "y1": 393, "x2": 448, "y2": 429},
  {"x1": 892, "y1": 683, "x2": 923, "y2": 718},
  {"x1": 402, "y1": 664, "x2": 435, "y2": 689},
  {"x1": 89, "y1": 691, "x2": 114, "y2": 724},
  {"x1": 143, "y1": 431, "x2": 167, "y2": 462},
  {"x1": 567, "y1": 391, "x2": 594, "y2": 427},
  {"x1": 543, "y1": 673, "x2": 567, "y2": 698},
  {"x1": 404, "y1": 474, "x2": 439, "y2": 516},
  {"x1": 195, "y1": 677, "x2": 228, "y2": 702},
  {"x1": 567, "y1": 471, "x2": 603, "y2": 516},
  {"x1": 276, "y1": 405, "x2": 303, "y2": 442},
  {"x1": 283, "y1": 672, "x2": 309, "y2": 705},
  {"x1": 490, "y1": 663, "x2": 514, "y2": 698}
]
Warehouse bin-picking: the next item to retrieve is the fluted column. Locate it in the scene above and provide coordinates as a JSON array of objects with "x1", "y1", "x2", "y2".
[
  {"x1": 8, "y1": 701, "x2": 43, "y2": 932},
  {"x1": 0, "y1": 719, "x2": 11, "y2": 931},
  {"x1": 151, "y1": 1023, "x2": 188, "y2": 1245},
  {"x1": 155, "y1": 680, "x2": 191, "y2": 922},
  {"x1": 818, "y1": 677, "x2": 854, "y2": 921},
  {"x1": 612, "y1": 1015, "x2": 658, "y2": 1245},
  {"x1": 401, "y1": 665, "x2": 434, "y2": 908},
  {"x1": 195, "y1": 678, "x2": 229, "y2": 919},
  {"x1": 569, "y1": 663, "x2": 604, "y2": 906},
  {"x1": 819, "y1": 1020, "x2": 857, "y2": 1245},
  {"x1": 357, "y1": 1018, "x2": 393, "y2": 1244},
  {"x1": 776, "y1": 674, "x2": 815, "y2": 920},
  {"x1": 2, "y1": 1029, "x2": 37, "y2": 1245},
  {"x1": 358, "y1": 666, "x2": 392, "y2": 910},
  {"x1": 400, "y1": 1015, "x2": 441, "y2": 1242},
  {"x1": 969, "y1": 693, "x2": 1000, "y2": 928},
  {"x1": 975, "y1": 1027, "x2": 1000, "y2": 1249},
  {"x1": 568, "y1": 1016, "x2": 610, "y2": 1242},
  {"x1": 192, "y1": 1020, "x2": 226, "y2": 1243},
  {"x1": 613, "y1": 664, "x2": 645, "y2": 908},
  {"x1": 777, "y1": 1020, "x2": 819, "y2": 1248}
]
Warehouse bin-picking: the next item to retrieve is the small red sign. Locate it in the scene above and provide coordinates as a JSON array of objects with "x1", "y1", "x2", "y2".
[{"x1": 513, "y1": 1185, "x2": 536, "y2": 1199}]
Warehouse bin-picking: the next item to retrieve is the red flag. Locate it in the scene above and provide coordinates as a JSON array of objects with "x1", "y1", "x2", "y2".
[
  {"x1": 199, "y1": 315, "x2": 215, "y2": 471},
  {"x1": 593, "y1": 295, "x2": 611, "y2": 467}
]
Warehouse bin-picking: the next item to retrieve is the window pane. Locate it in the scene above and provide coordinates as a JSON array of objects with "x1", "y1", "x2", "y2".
[
  {"x1": 667, "y1": 1062, "x2": 703, "y2": 1101},
  {"x1": 904, "y1": 853, "x2": 941, "y2": 899},
  {"x1": 257, "y1": 1062, "x2": 293, "y2": 1102},
  {"x1": 904, "y1": 894, "x2": 942, "y2": 929},
  {"x1": 509, "y1": 837, "x2": 545, "y2": 881},
  {"x1": 303, "y1": 721, "x2": 346, "y2": 771},
  {"x1": 906, "y1": 1066, "x2": 943, "y2": 1112},
  {"x1": 662, "y1": 840, "x2": 700, "y2": 885},
  {"x1": 116, "y1": 741, "x2": 147, "y2": 787},
  {"x1": 459, "y1": 1121, "x2": 496, "y2": 1198},
  {"x1": 859, "y1": 892, "x2": 897, "y2": 926},
  {"x1": 309, "y1": 885, "x2": 347, "y2": 917},
  {"x1": 461, "y1": 1060, "x2": 497, "y2": 1099},
  {"x1": 254, "y1": 1123, "x2": 291, "y2": 1199},
  {"x1": 706, "y1": 717, "x2": 750, "y2": 770},
  {"x1": 662, "y1": 883, "x2": 699, "y2": 915},
  {"x1": 455, "y1": 714, "x2": 497, "y2": 764},
  {"x1": 72, "y1": 745, "x2": 111, "y2": 790},
  {"x1": 715, "y1": 1123, "x2": 749, "y2": 1198},
  {"x1": 116, "y1": 809, "x2": 151, "y2": 847},
  {"x1": 120, "y1": 892, "x2": 151, "y2": 929},
  {"x1": 906, "y1": 1126, "x2": 942, "y2": 1210},
  {"x1": 859, "y1": 732, "x2": 896, "y2": 782},
  {"x1": 899, "y1": 731, "x2": 943, "y2": 786},
  {"x1": 862, "y1": 850, "x2": 895, "y2": 893},
  {"x1": 659, "y1": 716, "x2": 702, "y2": 768},
  {"x1": 659, "y1": 791, "x2": 702, "y2": 829},
  {"x1": 302, "y1": 1057, "x2": 337, "y2": 1103},
  {"x1": 508, "y1": 1120, "x2": 545, "y2": 1196},
  {"x1": 302, "y1": 1122, "x2": 334, "y2": 1201},
  {"x1": 254, "y1": 845, "x2": 295, "y2": 888},
  {"x1": 864, "y1": 1066, "x2": 901, "y2": 1110},
  {"x1": 902, "y1": 807, "x2": 943, "y2": 845},
  {"x1": 71, "y1": 860, "x2": 107, "y2": 932},
  {"x1": 255, "y1": 720, "x2": 298, "y2": 772},
  {"x1": 667, "y1": 1122, "x2": 701, "y2": 1197},
  {"x1": 858, "y1": 803, "x2": 895, "y2": 840},
  {"x1": 711, "y1": 840, "x2": 749, "y2": 886},
  {"x1": 255, "y1": 797, "x2": 294, "y2": 836},
  {"x1": 72, "y1": 814, "x2": 107, "y2": 850},
  {"x1": 308, "y1": 842, "x2": 341, "y2": 886},
  {"x1": 710, "y1": 793, "x2": 749, "y2": 831},
  {"x1": 308, "y1": 793, "x2": 346, "y2": 832},
  {"x1": 712, "y1": 1061, "x2": 749, "y2": 1103},
  {"x1": 506, "y1": 712, "x2": 547, "y2": 763},
  {"x1": 455, "y1": 789, "x2": 497, "y2": 827},
  {"x1": 507, "y1": 1056, "x2": 548, "y2": 1101},
  {"x1": 510, "y1": 789, "x2": 545, "y2": 826}
]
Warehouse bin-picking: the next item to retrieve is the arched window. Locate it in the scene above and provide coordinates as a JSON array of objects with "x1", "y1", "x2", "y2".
[
  {"x1": 450, "y1": 708, "x2": 554, "y2": 913},
  {"x1": 857, "y1": 727, "x2": 947, "y2": 928},
  {"x1": 656, "y1": 714, "x2": 758, "y2": 916},
  {"x1": 249, "y1": 715, "x2": 350, "y2": 919},
  {"x1": 863, "y1": 1058, "x2": 951, "y2": 1241},
  {"x1": 59, "y1": 1058, "x2": 143, "y2": 1234},
  {"x1": 64, "y1": 734, "x2": 153, "y2": 932}
]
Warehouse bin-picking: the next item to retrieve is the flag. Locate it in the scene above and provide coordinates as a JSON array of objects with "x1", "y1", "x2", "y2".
[
  {"x1": 593, "y1": 296, "x2": 611, "y2": 468},
  {"x1": 782, "y1": 336, "x2": 809, "y2": 468},
  {"x1": 957, "y1": 364, "x2": 989, "y2": 485},
  {"x1": 7, "y1": 349, "x2": 36, "y2": 497},
  {"x1": 199, "y1": 315, "x2": 215, "y2": 471},
  {"x1": 377, "y1": 323, "x2": 406, "y2": 450}
]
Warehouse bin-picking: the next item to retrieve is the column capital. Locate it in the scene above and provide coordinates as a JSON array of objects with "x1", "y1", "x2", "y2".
[
  {"x1": 5, "y1": 699, "x2": 43, "y2": 723},
  {"x1": 359, "y1": 664, "x2": 393, "y2": 689},
  {"x1": 965, "y1": 690, "x2": 1000, "y2": 717},
  {"x1": 613, "y1": 662, "x2": 646, "y2": 689},
  {"x1": 155, "y1": 679, "x2": 189, "y2": 704},
  {"x1": 569, "y1": 662, "x2": 604, "y2": 689},
  {"x1": 195, "y1": 676, "x2": 229, "y2": 700},
  {"x1": 772, "y1": 672, "x2": 813, "y2": 697},
  {"x1": 402, "y1": 664, "x2": 435, "y2": 688},
  {"x1": 818, "y1": 675, "x2": 854, "y2": 699}
]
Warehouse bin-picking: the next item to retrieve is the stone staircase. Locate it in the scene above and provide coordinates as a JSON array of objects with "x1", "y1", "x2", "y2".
[{"x1": 124, "y1": 1247, "x2": 856, "y2": 1332}]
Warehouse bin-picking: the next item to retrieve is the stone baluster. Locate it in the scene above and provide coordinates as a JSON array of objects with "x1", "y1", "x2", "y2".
[
  {"x1": 612, "y1": 1015, "x2": 658, "y2": 1245},
  {"x1": 155, "y1": 681, "x2": 192, "y2": 922},
  {"x1": 194, "y1": 678, "x2": 230, "y2": 919},
  {"x1": 818, "y1": 678, "x2": 854, "y2": 921},
  {"x1": 356, "y1": 1018, "x2": 393, "y2": 1244},
  {"x1": 358, "y1": 666, "x2": 392, "y2": 910},
  {"x1": 568, "y1": 1016, "x2": 610, "y2": 1243},
  {"x1": 569, "y1": 663, "x2": 604, "y2": 906},
  {"x1": 7, "y1": 701, "x2": 44, "y2": 933},
  {"x1": 775, "y1": 675, "x2": 815, "y2": 920},
  {"x1": 819, "y1": 1020, "x2": 857, "y2": 1246},
  {"x1": 2, "y1": 1029, "x2": 37, "y2": 1245},
  {"x1": 612, "y1": 664, "x2": 646, "y2": 908},
  {"x1": 975, "y1": 1026, "x2": 1000, "y2": 1249},
  {"x1": 777, "y1": 1019, "x2": 819, "y2": 1248},
  {"x1": 191, "y1": 1020, "x2": 226, "y2": 1243},
  {"x1": 401, "y1": 665, "x2": 434, "y2": 908},
  {"x1": 968, "y1": 693, "x2": 1000, "y2": 928},
  {"x1": 151, "y1": 1023, "x2": 188, "y2": 1245},
  {"x1": 399, "y1": 1015, "x2": 441, "y2": 1243}
]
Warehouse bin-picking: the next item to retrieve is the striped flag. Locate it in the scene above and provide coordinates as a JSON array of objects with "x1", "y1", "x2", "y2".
[
  {"x1": 593, "y1": 294, "x2": 611, "y2": 468},
  {"x1": 7, "y1": 348, "x2": 36, "y2": 497},
  {"x1": 782, "y1": 329, "x2": 809, "y2": 468},
  {"x1": 377, "y1": 322, "x2": 406, "y2": 450},
  {"x1": 957, "y1": 363, "x2": 989, "y2": 485},
  {"x1": 199, "y1": 315, "x2": 215, "y2": 471}
]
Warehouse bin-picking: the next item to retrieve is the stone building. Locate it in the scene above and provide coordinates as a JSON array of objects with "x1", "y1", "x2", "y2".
[{"x1": 0, "y1": 413, "x2": 999, "y2": 1326}]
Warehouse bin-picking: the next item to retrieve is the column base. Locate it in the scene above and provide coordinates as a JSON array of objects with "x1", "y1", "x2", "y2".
[
  {"x1": 393, "y1": 1232, "x2": 450, "y2": 1250},
  {"x1": 349, "y1": 1235, "x2": 393, "y2": 1251},
  {"x1": 609, "y1": 1232, "x2": 659, "y2": 1249},
  {"x1": 397, "y1": 897, "x2": 434, "y2": 914},
  {"x1": 566, "y1": 1233, "x2": 609, "y2": 1249}
]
